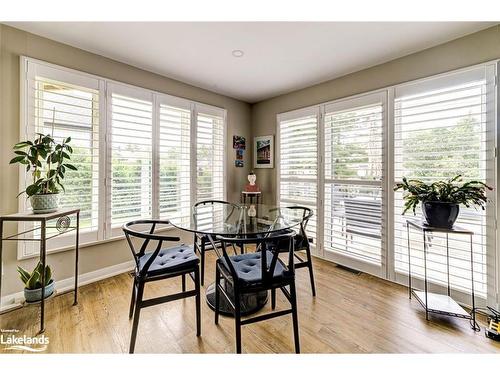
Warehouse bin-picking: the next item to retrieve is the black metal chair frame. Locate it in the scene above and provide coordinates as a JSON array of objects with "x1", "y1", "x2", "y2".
[
  {"x1": 214, "y1": 232, "x2": 300, "y2": 353},
  {"x1": 123, "y1": 219, "x2": 201, "y2": 353},
  {"x1": 270, "y1": 206, "x2": 316, "y2": 305},
  {"x1": 193, "y1": 200, "x2": 241, "y2": 285}
]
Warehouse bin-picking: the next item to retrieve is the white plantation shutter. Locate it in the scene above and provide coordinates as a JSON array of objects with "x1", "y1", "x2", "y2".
[
  {"x1": 278, "y1": 109, "x2": 318, "y2": 243},
  {"x1": 108, "y1": 84, "x2": 153, "y2": 234},
  {"x1": 158, "y1": 98, "x2": 191, "y2": 225},
  {"x1": 393, "y1": 66, "x2": 496, "y2": 303},
  {"x1": 196, "y1": 106, "x2": 225, "y2": 201},
  {"x1": 323, "y1": 92, "x2": 386, "y2": 276},
  {"x1": 21, "y1": 61, "x2": 102, "y2": 256},
  {"x1": 20, "y1": 58, "x2": 228, "y2": 259}
]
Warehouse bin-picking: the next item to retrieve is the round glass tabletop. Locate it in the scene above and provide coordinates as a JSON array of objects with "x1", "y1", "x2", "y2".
[{"x1": 169, "y1": 203, "x2": 305, "y2": 236}]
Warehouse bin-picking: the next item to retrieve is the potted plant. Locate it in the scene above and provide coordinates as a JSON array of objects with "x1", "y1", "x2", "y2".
[
  {"x1": 394, "y1": 175, "x2": 492, "y2": 228},
  {"x1": 10, "y1": 131, "x2": 77, "y2": 214},
  {"x1": 17, "y1": 261, "x2": 55, "y2": 303}
]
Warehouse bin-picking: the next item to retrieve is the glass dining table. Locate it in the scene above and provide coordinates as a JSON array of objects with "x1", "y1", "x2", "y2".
[{"x1": 170, "y1": 203, "x2": 305, "y2": 316}]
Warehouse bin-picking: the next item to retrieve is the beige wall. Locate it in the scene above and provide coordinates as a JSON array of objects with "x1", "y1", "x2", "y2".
[
  {"x1": 0, "y1": 24, "x2": 252, "y2": 297},
  {"x1": 251, "y1": 24, "x2": 500, "y2": 204}
]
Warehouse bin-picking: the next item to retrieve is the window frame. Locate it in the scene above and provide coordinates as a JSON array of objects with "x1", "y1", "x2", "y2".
[
  {"x1": 19, "y1": 56, "x2": 227, "y2": 258},
  {"x1": 276, "y1": 60, "x2": 499, "y2": 309},
  {"x1": 321, "y1": 91, "x2": 388, "y2": 278},
  {"x1": 276, "y1": 106, "x2": 320, "y2": 254}
]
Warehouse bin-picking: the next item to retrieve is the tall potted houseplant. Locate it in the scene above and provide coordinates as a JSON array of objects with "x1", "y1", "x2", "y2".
[
  {"x1": 10, "y1": 129, "x2": 77, "y2": 213},
  {"x1": 394, "y1": 175, "x2": 492, "y2": 228}
]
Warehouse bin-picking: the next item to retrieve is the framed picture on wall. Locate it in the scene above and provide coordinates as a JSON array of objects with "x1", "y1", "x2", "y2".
[{"x1": 254, "y1": 135, "x2": 274, "y2": 169}]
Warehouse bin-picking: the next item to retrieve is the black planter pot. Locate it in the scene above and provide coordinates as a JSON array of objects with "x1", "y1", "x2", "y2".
[{"x1": 422, "y1": 201, "x2": 459, "y2": 228}]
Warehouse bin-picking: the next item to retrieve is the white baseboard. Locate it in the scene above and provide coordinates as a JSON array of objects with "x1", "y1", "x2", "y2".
[{"x1": 0, "y1": 260, "x2": 134, "y2": 313}]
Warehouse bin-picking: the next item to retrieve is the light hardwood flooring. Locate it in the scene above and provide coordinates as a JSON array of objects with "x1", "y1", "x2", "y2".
[{"x1": 1, "y1": 252, "x2": 500, "y2": 354}]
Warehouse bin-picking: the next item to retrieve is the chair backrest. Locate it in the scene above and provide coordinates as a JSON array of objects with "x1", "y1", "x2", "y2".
[
  {"x1": 123, "y1": 219, "x2": 181, "y2": 276},
  {"x1": 193, "y1": 200, "x2": 242, "y2": 231},
  {"x1": 216, "y1": 231, "x2": 296, "y2": 286},
  {"x1": 286, "y1": 206, "x2": 313, "y2": 232},
  {"x1": 194, "y1": 200, "x2": 240, "y2": 215}
]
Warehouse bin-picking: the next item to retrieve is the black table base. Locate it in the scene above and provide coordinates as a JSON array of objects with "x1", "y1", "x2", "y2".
[{"x1": 205, "y1": 281, "x2": 268, "y2": 316}]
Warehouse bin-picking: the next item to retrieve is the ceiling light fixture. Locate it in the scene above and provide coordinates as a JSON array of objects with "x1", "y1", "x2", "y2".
[{"x1": 232, "y1": 49, "x2": 244, "y2": 58}]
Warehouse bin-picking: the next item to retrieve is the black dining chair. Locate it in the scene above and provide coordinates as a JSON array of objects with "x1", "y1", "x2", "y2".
[
  {"x1": 214, "y1": 231, "x2": 300, "y2": 353},
  {"x1": 193, "y1": 200, "x2": 241, "y2": 285},
  {"x1": 270, "y1": 206, "x2": 316, "y2": 306},
  {"x1": 123, "y1": 219, "x2": 201, "y2": 353}
]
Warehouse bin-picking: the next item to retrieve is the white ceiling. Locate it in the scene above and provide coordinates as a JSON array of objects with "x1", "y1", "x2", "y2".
[{"x1": 6, "y1": 22, "x2": 496, "y2": 103}]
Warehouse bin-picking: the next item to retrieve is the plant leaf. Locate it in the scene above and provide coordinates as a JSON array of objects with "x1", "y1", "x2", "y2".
[
  {"x1": 25, "y1": 184, "x2": 41, "y2": 197},
  {"x1": 9, "y1": 156, "x2": 25, "y2": 164},
  {"x1": 17, "y1": 266, "x2": 32, "y2": 285}
]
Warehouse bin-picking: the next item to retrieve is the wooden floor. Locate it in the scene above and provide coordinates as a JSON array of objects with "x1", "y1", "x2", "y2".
[{"x1": 1, "y1": 251, "x2": 500, "y2": 354}]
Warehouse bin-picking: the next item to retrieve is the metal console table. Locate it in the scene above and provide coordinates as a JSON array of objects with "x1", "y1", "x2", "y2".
[
  {"x1": 0, "y1": 208, "x2": 80, "y2": 334},
  {"x1": 406, "y1": 218, "x2": 478, "y2": 331}
]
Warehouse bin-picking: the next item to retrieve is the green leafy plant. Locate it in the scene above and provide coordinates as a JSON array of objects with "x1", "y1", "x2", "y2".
[
  {"x1": 9, "y1": 119, "x2": 77, "y2": 197},
  {"x1": 394, "y1": 175, "x2": 493, "y2": 215},
  {"x1": 17, "y1": 261, "x2": 53, "y2": 290}
]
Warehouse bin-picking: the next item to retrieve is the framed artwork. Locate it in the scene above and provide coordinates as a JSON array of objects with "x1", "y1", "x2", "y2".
[
  {"x1": 254, "y1": 135, "x2": 274, "y2": 169},
  {"x1": 233, "y1": 135, "x2": 246, "y2": 149},
  {"x1": 236, "y1": 149, "x2": 244, "y2": 160}
]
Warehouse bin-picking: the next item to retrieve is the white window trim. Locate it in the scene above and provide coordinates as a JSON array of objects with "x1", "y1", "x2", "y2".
[
  {"x1": 18, "y1": 56, "x2": 227, "y2": 259},
  {"x1": 277, "y1": 60, "x2": 500, "y2": 310}
]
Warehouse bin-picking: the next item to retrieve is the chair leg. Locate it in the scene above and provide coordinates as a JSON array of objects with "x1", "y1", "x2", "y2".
[
  {"x1": 271, "y1": 288, "x2": 276, "y2": 310},
  {"x1": 215, "y1": 267, "x2": 221, "y2": 325},
  {"x1": 194, "y1": 268, "x2": 201, "y2": 337},
  {"x1": 129, "y1": 282, "x2": 144, "y2": 354},
  {"x1": 290, "y1": 280, "x2": 300, "y2": 354},
  {"x1": 200, "y1": 240, "x2": 205, "y2": 286},
  {"x1": 234, "y1": 290, "x2": 242, "y2": 354},
  {"x1": 129, "y1": 279, "x2": 136, "y2": 319},
  {"x1": 305, "y1": 246, "x2": 316, "y2": 296},
  {"x1": 182, "y1": 274, "x2": 186, "y2": 292}
]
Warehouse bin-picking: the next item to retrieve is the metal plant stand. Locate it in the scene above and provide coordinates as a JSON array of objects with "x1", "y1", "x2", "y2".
[
  {"x1": 0, "y1": 209, "x2": 80, "y2": 334},
  {"x1": 406, "y1": 218, "x2": 478, "y2": 331}
]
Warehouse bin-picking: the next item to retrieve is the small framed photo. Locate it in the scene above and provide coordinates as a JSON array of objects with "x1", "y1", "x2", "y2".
[
  {"x1": 235, "y1": 160, "x2": 244, "y2": 168},
  {"x1": 233, "y1": 135, "x2": 246, "y2": 150},
  {"x1": 254, "y1": 135, "x2": 274, "y2": 169}
]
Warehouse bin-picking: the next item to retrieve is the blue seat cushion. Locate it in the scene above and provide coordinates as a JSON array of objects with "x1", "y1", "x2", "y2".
[
  {"x1": 139, "y1": 244, "x2": 199, "y2": 275},
  {"x1": 219, "y1": 250, "x2": 289, "y2": 285}
]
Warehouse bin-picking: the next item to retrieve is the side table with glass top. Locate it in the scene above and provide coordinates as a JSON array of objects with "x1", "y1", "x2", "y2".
[
  {"x1": 0, "y1": 209, "x2": 80, "y2": 334},
  {"x1": 406, "y1": 218, "x2": 478, "y2": 330}
]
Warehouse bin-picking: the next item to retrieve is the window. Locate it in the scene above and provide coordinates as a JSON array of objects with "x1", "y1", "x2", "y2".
[
  {"x1": 393, "y1": 66, "x2": 496, "y2": 303},
  {"x1": 20, "y1": 57, "x2": 226, "y2": 258},
  {"x1": 277, "y1": 62, "x2": 497, "y2": 307},
  {"x1": 196, "y1": 106, "x2": 225, "y2": 202},
  {"x1": 278, "y1": 109, "x2": 318, "y2": 243},
  {"x1": 323, "y1": 93, "x2": 386, "y2": 277},
  {"x1": 108, "y1": 85, "x2": 153, "y2": 235},
  {"x1": 158, "y1": 98, "x2": 192, "y2": 226},
  {"x1": 21, "y1": 61, "x2": 102, "y2": 256}
]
